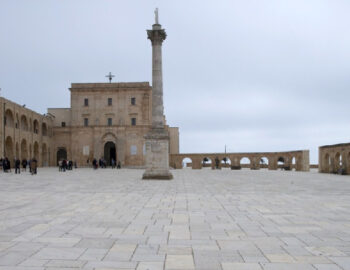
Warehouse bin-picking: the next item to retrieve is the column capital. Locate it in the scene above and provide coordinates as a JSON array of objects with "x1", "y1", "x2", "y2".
[{"x1": 147, "y1": 26, "x2": 166, "y2": 46}]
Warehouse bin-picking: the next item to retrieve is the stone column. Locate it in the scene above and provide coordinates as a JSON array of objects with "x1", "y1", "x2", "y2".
[{"x1": 142, "y1": 12, "x2": 173, "y2": 180}]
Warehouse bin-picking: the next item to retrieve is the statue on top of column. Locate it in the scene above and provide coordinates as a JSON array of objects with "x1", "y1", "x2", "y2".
[{"x1": 155, "y1": 8, "x2": 159, "y2": 24}]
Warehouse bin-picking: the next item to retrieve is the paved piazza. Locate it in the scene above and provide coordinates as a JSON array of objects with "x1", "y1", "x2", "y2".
[{"x1": 0, "y1": 168, "x2": 350, "y2": 270}]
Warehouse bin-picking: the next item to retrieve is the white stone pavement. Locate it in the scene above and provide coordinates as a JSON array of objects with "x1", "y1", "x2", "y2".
[{"x1": 0, "y1": 168, "x2": 350, "y2": 270}]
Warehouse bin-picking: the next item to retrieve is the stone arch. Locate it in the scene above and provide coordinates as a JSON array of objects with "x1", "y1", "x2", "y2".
[
  {"x1": 5, "y1": 136, "x2": 14, "y2": 162},
  {"x1": 42, "y1": 122, "x2": 48, "y2": 136},
  {"x1": 334, "y1": 152, "x2": 342, "y2": 172},
  {"x1": 277, "y1": 156, "x2": 285, "y2": 169},
  {"x1": 260, "y1": 157, "x2": 269, "y2": 169},
  {"x1": 240, "y1": 157, "x2": 251, "y2": 169},
  {"x1": 33, "y1": 141, "x2": 39, "y2": 160},
  {"x1": 29, "y1": 144, "x2": 32, "y2": 158},
  {"x1": 5, "y1": 109, "x2": 14, "y2": 128},
  {"x1": 33, "y1": 119, "x2": 39, "y2": 134},
  {"x1": 15, "y1": 142, "x2": 19, "y2": 159},
  {"x1": 21, "y1": 115, "x2": 29, "y2": 131},
  {"x1": 182, "y1": 157, "x2": 192, "y2": 168},
  {"x1": 29, "y1": 118, "x2": 32, "y2": 132},
  {"x1": 42, "y1": 143, "x2": 48, "y2": 166},
  {"x1": 202, "y1": 157, "x2": 212, "y2": 169},
  {"x1": 221, "y1": 157, "x2": 231, "y2": 169},
  {"x1": 21, "y1": 139, "x2": 28, "y2": 160},
  {"x1": 104, "y1": 141, "x2": 116, "y2": 166},
  {"x1": 56, "y1": 148, "x2": 67, "y2": 165}
]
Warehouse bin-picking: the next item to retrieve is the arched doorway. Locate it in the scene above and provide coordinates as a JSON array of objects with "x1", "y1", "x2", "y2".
[
  {"x1": 182, "y1": 157, "x2": 192, "y2": 168},
  {"x1": 260, "y1": 157, "x2": 269, "y2": 169},
  {"x1": 104, "y1": 142, "x2": 116, "y2": 166},
  {"x1": 15, "y1": 143, "x2": 19, "y2": 159},
  {"x1": 5, "y1": 109, "x2": 14, "y2": 128},
  {"x1": 56, "y1": 148, "x2": 67, "y2": 165},
  {"x1": 324, "y1": 153, "x2": 330, "y2": 173},
  {"x1": 34, "y1": 142, "x2": 39, "y2": 158},
  {"x1": 240, "y1": 157, "x2": 251, "y2": 169},
  {"x1": 5, "y1": 136, "x2": 14, "y2": 162},
  {"x1": 277, "y1": 157, "x2": 285, "y2": 169},
  {"x1": 202, "y1": 157, "x2": 212, "y2": 169},
  {"x1": 221, "y1": 157, "x2": 231, "y2": 169},
  {"x1": 21, "y1": 139, "x2": 28, "y2": 160}
]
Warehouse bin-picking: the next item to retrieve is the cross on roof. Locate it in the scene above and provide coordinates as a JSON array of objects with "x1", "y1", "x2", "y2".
[{"x1": 105, "y1": 72, "x2": 115, "y2": 83}]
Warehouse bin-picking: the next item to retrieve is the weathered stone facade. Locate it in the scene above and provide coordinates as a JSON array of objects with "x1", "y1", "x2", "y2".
[
  {"x1": 48, "y1": 82, "x2": 179, "y2": 167},
  {"x1": 0, "y1": 82, "x2": 179, "y2": 168},
  {"x1": 319, "y1": 143, "x2": 350, "y2": 174},
  {"x1": 171, "y1": 150, "x2": 310, "y2": 171},
  {"x1": 0, "y1": 97, "x2": 53, "y2": 166}
]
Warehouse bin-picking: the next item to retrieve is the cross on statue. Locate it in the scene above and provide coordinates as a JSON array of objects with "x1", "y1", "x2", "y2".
[{"x1": 105, "y1": 72, "x2": 115, "y2": 83}]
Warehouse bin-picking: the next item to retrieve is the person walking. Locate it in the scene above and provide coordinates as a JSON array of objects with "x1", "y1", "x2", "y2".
[
  {"x1": 111, "y1": 158, "x2": 116, "y2": 169},
  {"x1": 15, "y1": 158, "x2": 21, "y2": 174}
]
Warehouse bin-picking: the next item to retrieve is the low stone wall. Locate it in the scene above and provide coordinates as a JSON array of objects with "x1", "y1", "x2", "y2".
[
  {"x1": 170, "y1": 150, "x2": 310, "y2": 171},
  {"x1": 319, "y1": 143, "x2": 350, "y2": 174}
]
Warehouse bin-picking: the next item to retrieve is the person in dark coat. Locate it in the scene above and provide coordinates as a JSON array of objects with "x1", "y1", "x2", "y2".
[
  {"x1": 62, "y1": 160, "x2": 67, "y2": 172},
  {"x1": 22, "y1": 159, "x2": 27, "y2": 171},
  {"x1": 4, "y1": 157, "x2": 10, "y2": 172},
  {"x1": 15, "y1": 158, "x2": 21, "y2": 174}
]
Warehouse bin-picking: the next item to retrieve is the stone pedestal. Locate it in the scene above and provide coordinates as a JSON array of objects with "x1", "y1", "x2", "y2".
[{"x1": 142, "y1": 128, "x2": 173, "y2": 180}]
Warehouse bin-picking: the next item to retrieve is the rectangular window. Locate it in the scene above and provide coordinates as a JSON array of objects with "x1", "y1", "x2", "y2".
[
  {"x1": 107, "y1": 118, "x2": 112, "y2": 126},
  {"x1": 131, "y1": 118, "x2": 136, "y2": 126},
  {"x1": 131, "y1": 97, "x2": 136, "y2": 105},
  {"x1": 84, "y1": 98, "x2": 89, "y2": 106},
  {"x1": 130, "y1": 145, "x2": 137, "y2": 155},
  {"x1": 61, "y1": 122, "x2": 66, "y2": 127},
  {"x1": 84, "y1": 118, "x2": 89, "y2": 127},
  {"x1": 108, "y1": 98, "x2": 112, "y2": 106}
]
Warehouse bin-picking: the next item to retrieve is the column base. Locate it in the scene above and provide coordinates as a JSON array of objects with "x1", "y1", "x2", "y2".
[
  {"x1": 142, "y1": 128, "x2": 173, "y2": 181},
  {"x1": 142, "y1": 170, "x2": 173, "y2": 180}
]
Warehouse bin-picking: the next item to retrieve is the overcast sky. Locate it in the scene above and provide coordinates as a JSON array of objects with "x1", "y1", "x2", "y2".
[{"x1": 1, "y1": 0, "x2": 350, "y2": 163}]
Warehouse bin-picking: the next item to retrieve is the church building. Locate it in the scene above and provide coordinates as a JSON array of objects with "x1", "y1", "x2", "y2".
[{"x1": 0, "y1": 82, "x2": 179, "y2": 167}]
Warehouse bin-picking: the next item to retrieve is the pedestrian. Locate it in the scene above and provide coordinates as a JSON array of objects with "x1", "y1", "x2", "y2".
[
  {"x1": 117, "y1": 161, "x2": 121, "y2": 169},
  {"x1": 5, "y1": 157, "x2": 11, "y2": 172},
  {"x1": 58, "y1": 160, "x2": 62, "y2": 171},
  {"x1": 22, "y1": 159, "x2": 27, "y2": 171},
  {"x1": 62, "y1": 160, "x2": 67, "y2": 172},
  {"x1": 111, "y1": 158, "x2": 116, "y2": 169},
  {"x1": 92, "y1": 158, "x2": 97, "y2": 169},
  {"x1": 15, "y1": 158, "x2": 21, "y2": 174},
  {"x1": 31, "y1": 158, "x2": 37, "y2": 175}
]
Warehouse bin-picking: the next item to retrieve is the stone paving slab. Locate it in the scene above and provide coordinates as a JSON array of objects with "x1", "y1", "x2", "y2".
[{"x1": 0, "y1": 168, "x2": 350, "y2": 269}]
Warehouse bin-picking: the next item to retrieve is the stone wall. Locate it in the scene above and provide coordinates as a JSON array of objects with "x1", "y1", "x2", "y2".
[
  {"x1": 0, "y1": 97, "x2": 53, "y2": 166},
  {"x1": 319, "y1": 143, "x2": 350, "y2": 174},
  {"x1": 170, "y1": 150, "x2": 310, "y2": 171}
]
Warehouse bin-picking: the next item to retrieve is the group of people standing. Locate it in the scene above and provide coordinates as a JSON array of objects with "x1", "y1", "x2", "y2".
[
  {"x1": 58, "y1": 160, "x2": 76, "y2": 172},
  {"x1": 91, "y1": 158, "x2": 121, "y2": 169},
  {"x1": 0, "y1": 157, "x2": 38, "y2": 175}
]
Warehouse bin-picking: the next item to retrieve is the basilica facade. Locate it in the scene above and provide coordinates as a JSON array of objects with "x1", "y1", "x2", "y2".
[{"x1": 0, "y1": 82, "x2": 179, "y2": 167}]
